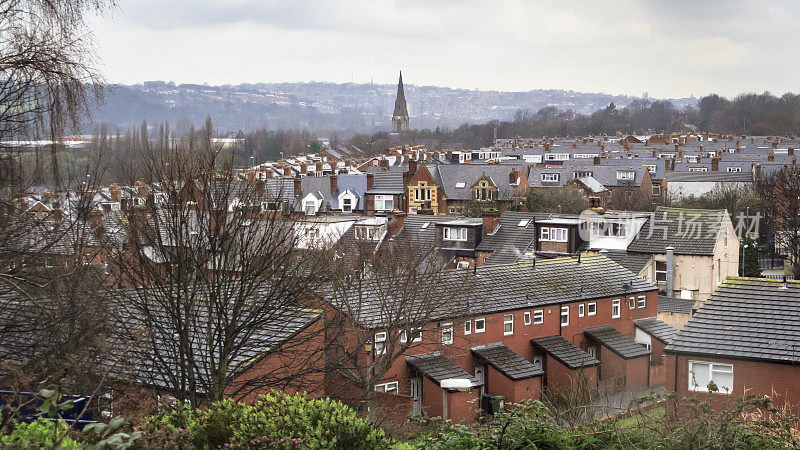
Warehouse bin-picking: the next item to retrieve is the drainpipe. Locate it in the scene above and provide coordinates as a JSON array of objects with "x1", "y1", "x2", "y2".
[{"x1": 666, "y1": 247, "x2": 674, "y2": 297}]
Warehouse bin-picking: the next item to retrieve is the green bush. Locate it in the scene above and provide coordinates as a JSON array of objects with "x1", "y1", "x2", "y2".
[
  {"x1": 0, "y1": 418, "x2": 81, "y2": 449},
  {"x1": 148, "y1": 391, "x2": 392, "y2": 449}
]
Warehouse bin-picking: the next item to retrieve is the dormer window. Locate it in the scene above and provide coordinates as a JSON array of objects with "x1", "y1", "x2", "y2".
[
  {"x1": 727, "y1": 166, "x2": 742, "y2": 173},
  {"x1": 342, "y1": 197, "x2": 353, "y2": 212},
  {"x1": 541, "y1": 173, "x2": 560, "y2": 182},
  {"x1": 617, "y1": 170, "x2": 635, "y2": 180},
  {"x1": 304, "y1": 200, "x2": 316, "y2": 216},
  {"x1": 689, "y1": 167, "x2": 708, "y2": 172},
  {"x1": 443, "y1": 227, "x2": 467, "y2": 241},
  {"x1": 355, "y1": 225, "x2": 382, "y2": 241},
  {"x1": 574, "y1": 171, "x2": 593, "y2": 179},
  {"x1": 646, "y1": 165, "x2": 657, "y2": 173}
]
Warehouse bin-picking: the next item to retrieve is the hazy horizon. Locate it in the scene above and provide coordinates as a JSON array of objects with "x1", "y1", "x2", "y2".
[{"x1": 89, "y1": 0, "x2": 800, "y2": 100}]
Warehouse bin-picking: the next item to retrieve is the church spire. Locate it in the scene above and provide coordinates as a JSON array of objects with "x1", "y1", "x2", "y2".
[{"x1": 392, "y1": 71, "x2": 409, "y2": 133}]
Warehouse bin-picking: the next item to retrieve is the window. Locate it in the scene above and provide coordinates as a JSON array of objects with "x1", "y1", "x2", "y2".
[
  {"x1": 574, "y1": 171, "x2": 593, "y2": 178},
  {"x1": 689, "y1": 167, "x2": 708, "y2": 172},
  {"x1": 533, "y1": 310, "x2": 544, "y2": 324},
  {"x1": 503, "y1": 314, "x2": 514, "y2": 335},
  {"x1": 375, "y1": 381, "x2": 399, "y2": 394},
  {"x1": 475, "y1": 318, "x2": 486, "y2": 333},
  {"x1": 629, "y1": 296, "x2": 636, "y2": 309},
  {"x1": 616, "y1": 170, "x2": 635, "y2": 180},
  {"x1": 414, "y1": 184, "x2": 432, "y2": 202},
  {"x1": 579, "y1": 304, "x2": 585, "y2": 317},
  {"x1": 442, "y1": 323, "x2": 453, "y2": 344},
  {"x1": 560, "y1": 306, "x2": 569, "y2": 326},
  {"x1": 524, "y1": 311, "x2": 531, "y2": 325},
  {"x1": 716, "y1": 259, "x2": 721, "y2": 285},
  {"x1": 375, "y1": 195, "x2": 394, "y2": 211},
  {"x1": 399, "y1": 328, "x2": 422, "y2": 344},
  {"x1": 304, "y1": 200, "x2": 316, "y2": 216},
  {"x1": 540, "y1": 227, "x2": 549, "y2": 241},
  {"x1": 443, "y1": 227, "x2": 468, "y2": 241},
  {"x1": 655, "y1": 261, "x2": 667, "y2": 282},
  {"x1": 587, "y1": 302, "x2": 597, "y2": 316},
  {"x1": 550, "y1": 228, "x2": 568, "y2": 242},
  {"x1": 652, "y1": 184, "x2": 661, "y2": 196},
  {"x1": 517, "y1": 220, "x2": 530, "y2": 227},
  {"x1": 646, "y1": 165, "x2": 657, "y2": 173},
  {"x1": 541, "y1": 173, "x2": 560, "y2": 182},
  {"x1": 342, "y1": 197, "x2": 353, "y2": 212},
  {"x1": 455, "y1": 182, "x2": 466, "y2": 188},
  {"x1": 464, "y1": 321, "x2": 471, "y2": 335},
  {"x1": 637, "y1": 295, "x2": 646, "y2": 309},
  {"x1": 727, "y1": 166, "x2": 742, "y2": 173},
  {"x1": 612, "y1": 299, "x2": 620, "y2": 318},
  {"x1": 355, "y1": 225, "x2": 382, "y2": 241},
  {"x1": 591, "y1": 221, "x2": 626, "y2": 237},
  {"x1": 689, "y1": 361, "x2": 733, "y2": 393},
  {"x1": 374, "y1": 332, "x2": 387, "y2": 354}
]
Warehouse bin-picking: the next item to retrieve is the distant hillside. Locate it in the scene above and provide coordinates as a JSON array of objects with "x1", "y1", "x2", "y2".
[{"x1": 89, "y1": 81, "x2": 698, "y2": 135}]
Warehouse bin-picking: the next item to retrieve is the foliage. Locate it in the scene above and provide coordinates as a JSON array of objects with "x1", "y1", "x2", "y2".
[
  {"x1": 83, "y1": 416, "x2": 144, "y2": 449},
  {"x1": 526, "y1": 187, "x2": 589, "y2": 214},
  {"x1": 741, "y1": 235, "x2": 762, "y2": 277},
  {"x1": 0, "y1": 419, "x2": 81, "y2": 449},
  {"x1": 146, "y1": 391, "x2": 393, "y2": 449}
]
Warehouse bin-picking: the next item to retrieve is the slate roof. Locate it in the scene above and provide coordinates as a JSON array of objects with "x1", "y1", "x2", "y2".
[
  {"x1": 395, "y1": 214, "x2": 464, "y2": 247},
  {"x1": 330, "y1": 174, "x2": 366, "y2": 210},
  {"x1": 657, "y1": 295, "x2": 694, "y2": 314},
  {"x1": 634, "y1": 317, "x2": 678, "y2": 344},
  {"x1": 406, "y1": 352, "x2": 480, "y2": 386},
  {"x1": 531, "y1": 335, "x2": 600, "y2": 369},
  {"x1": 583, "y1": 325, "x2": 651, "y2": 360},
  {"x1": 477, "y1": 211, "x2": 580, "y2": 265},
  {"x1": 471, "y1": 342, "x2": 543, "y2": 380},
  {"x1": 367, "y1": 172, "x2": 405, "y2": 195},
  {"x1": 600, "y1": 251, "x2": 652, "y2": 275},
  {"x1": 665, "y1": 171, "x2": 754, "y2": 183},
  {"x1": 665, "y1": 278, "x2": 800, "y2": 364},
  {"x1": 324, "y1": 254, "x2": 656, "y2": 329},
  {"x1": 436, "y1": 164, "x2": 523, "y2": 201},
  {"x1": 626, "y1": 206, "x2": 727, "y2": 256}
]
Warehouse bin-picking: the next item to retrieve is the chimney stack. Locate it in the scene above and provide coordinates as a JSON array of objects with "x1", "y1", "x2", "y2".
[
  {"x1": 768, "y1": 152, "x2": 775, "y2": 162},
  {"x1": 789, "y1": 147, "x2": 795, "y2": 156},
  {"x1": 754, "y1": 163, "x2": 761, "y2": 181},
  {"x1": 293, "y1": 176, "x2": 302, "y2": 197},
  {"x1": 366, "y1": 173, "x2": 375, "y2": 191},
  {"x1": 666, "y1": 247, "x2": 675, "y2": 298},
  {"x1": 711, "y1": 157, "x2": 719, "y2": 172},
  {"x1": 330, "y1": 174, "x2": 338, "y2": 195},
  {"x1": 593, "y1": 156, "x2": 601, "y2": 165}
]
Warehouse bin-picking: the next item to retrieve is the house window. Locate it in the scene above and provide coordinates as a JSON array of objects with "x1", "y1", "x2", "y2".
[
  {"x1": 574, "y1": 171, "x2": 593, "y2": 179},
  {"x1": 541, "y1": 173, "x2": 560, "y2": 182},
  {"x1": 560, "y1": 306, "x2": 569, "y2": 326},
  {"x1": 464, "y1": 321, "x2": 471, "y2": 335},
  {"x1": 616, "y1": 170, "x2": 635, "y2": 180},
  {"x1": 646, "y1": 165, "x2": 657, "y2": 173},
  {"x1": 355, "y1": 226, "x2": 381, "y2": 241},
  {"x1": 579, "y1": 304, "x2": 585, "y2": 317},
  {"x1": 414, "y1": 184, "x2": 432, "y2": 202},
  {"x1": 689, "y1": 167, "x2": 708, "y2": 172},
  {"x1": 540, "y1": 226, "x2": 569, "y2": 243},
  {"x1": 475, "y1": 318, "x2": 486, "y2": 333},
  {"x1": 612, "y1": 299, "x2": 620, "y2": 318},
  {"x1": 655, "y1": 261, "x2": 667, "y2": 282},
  {"x1": 374, "y1": 332, "x2": 387, "y2": 354},
  {"x1": 591, "y1": 221, "x2": 626, "y2": 237},
  {"x1": 342, "y1": 197, "x2": 353, "y2": 212},
  {"x1": 443, "y1": 227, "x2": 468, "y2": 241},
  {"x1": 533, "y1": 310, "x2": 543, "y2": 324},
  {"x1": 304, "y1": 200, "x2": 316, "y2": 215},
  {"x1": 716, "y1": 259, "x2": 721, "y2": 285},
  {"x1": 374, "y1": 195, "x2": 394, "y2": 211},
  {"x1": 652, "y1": 184, "x2": 661, "y2": 196},
  {"x1": 637, "y1": 295, "x2": 646, "y2": 309},
  {"x1": 629, "y1": 296, "x2": 636, "y2": 309},
  {"x1": 587, "y1": 302, "x2": 596, "y2": 316},
  {"x1": 727, "y1": 166, "x2": 742, "y2": 173},
  {"x1": 375, "y1": 381, "x2": 399, "y2": 394},
  {"x1": 524, "y1": 311, "x2": 531, "y2": 325},
  {"x1": 688, "y1": 361, "x2": 733, "y2": 393},
  {"x1": 503, "y1": 314, "x2": 514, "y2": 335},
  {"x1": 442, "y1": 323, "x2": 453, "y2": 344}
]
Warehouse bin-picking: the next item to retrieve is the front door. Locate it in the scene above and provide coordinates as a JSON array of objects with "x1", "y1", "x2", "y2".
[{"x1": 410, "y1": 377, "x2": 422, "y2": 414}]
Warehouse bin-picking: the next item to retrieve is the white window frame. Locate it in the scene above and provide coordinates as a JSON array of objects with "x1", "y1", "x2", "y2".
[
  {"x1": 652, "y1": 184, "x2": 661, "y2": 196},
  {"x1": 540, "y1": 227, "x2": 550, "y2": 241},
  {"x1": 727, "y1": 166, "x2": 742, "y2": 173},
  {"x1": 629, "y1": 296, "x2": 636, "y2": 310},
  {"x1": 616, "y1": 170, "x2": 635, "y2": 180},
  {"x1": 612, "y1": 299, "x2": 621, "y2": 319},
  {"x1": 560, "y1": 306, "x2": 569, "y2": 326},
  {"x1": 443, "y1": 227, "x2": 468, "y2": 242},
  {"x1": 587, "y1": 302, "x2": 597, "y2": 316},
  {"x1": 474, "y1": 318, "x2": 486, "y2": 333},
  {"x1": 342, "y1": 197, "x2": 353, "y2": 212},
  {"x1": 533, "y1": 309, "x2": 544, "y2": 325},
  {"x1": 578, "y1": 304, "x2": 585, "y2": 317},
  {"x1": 637, "y1": 295, "x2": 646, "y2": 309},
  {"x1": 550, "y1": 228, "x2": 568, "y2": 242},
  {"x1": 304, "y1": 200, "x2": 316, "y2": 216},
  {"x1": 655, "y1": 260, "x2": 667, "y2": 282},
  {"x1": 503, "y1": 314, "x2": 514, "y2": 335},
  {"x1": 688, "y1": 361, "x2": 733, "y2": 393},
  {"x1": 374, "y1": 331, "x2": 387, "y2": 354},
  {"x1": 541, "y1": 173, "x2": 560, "y2": 182},
  {"x1": 646, "y1": 165, "x2": 657, "y2": 173},
  {"x1": 464, "y1": 321, "x2": 471, "y2": 335},
  {"x1": 375, "y1": 381, "x2": 399, "y2": 394},
  {"x1": 523, "y1": 311, "x2": 531, "y2": 325},
  {"x1": 442, "y1": 323, "x2": 453, "y2": 344}
]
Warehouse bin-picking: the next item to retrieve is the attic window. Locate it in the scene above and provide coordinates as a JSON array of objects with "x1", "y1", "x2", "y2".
[
  {"x1": 616, "y1": 170, "x2": 635, "y2": 180},
  {"x1": 420, "y1": 222, "x2": 430, "y2": 229},
  {"x1": 517, "y1": 220, "x2": 530, "y2": 227},
  {"x1": 455, "y1": 182, "x2": 466, "y2": 188}
]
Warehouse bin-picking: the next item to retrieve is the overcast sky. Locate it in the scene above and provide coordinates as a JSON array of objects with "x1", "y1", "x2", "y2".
[{"x1": 89, "y1": 0, "x2": 797, "y2": 99}]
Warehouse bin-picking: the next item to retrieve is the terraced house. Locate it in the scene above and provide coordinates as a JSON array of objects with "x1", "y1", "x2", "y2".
[{"x1": 322, "y1": 254, "x2": 670, "y2": 423}]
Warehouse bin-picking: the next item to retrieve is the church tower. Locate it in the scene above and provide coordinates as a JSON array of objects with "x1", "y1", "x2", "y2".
[{"x1": 392, "y1": 71, "x2": 410, "y2": 133}]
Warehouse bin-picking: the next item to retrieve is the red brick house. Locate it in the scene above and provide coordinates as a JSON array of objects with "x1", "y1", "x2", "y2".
[{"x1": 665, "y1": 277, "x2": 800, "y2": 410}]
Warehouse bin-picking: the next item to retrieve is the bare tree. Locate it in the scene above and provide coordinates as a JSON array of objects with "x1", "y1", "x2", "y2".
[
  {"x1": 323, "y1": 239, "x2": 471, "y2": 421},
  {"x1": 756, "y1": 165, "x2": 800, "y2": 278},
  {"x1": 108, "y1": 118, "x2": 330, "y2": 406}
]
